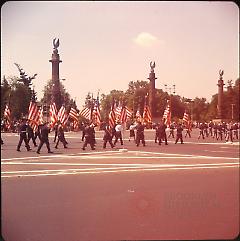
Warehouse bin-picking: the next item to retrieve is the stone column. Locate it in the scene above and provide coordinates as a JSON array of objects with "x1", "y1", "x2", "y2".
[
  {"x1": 147, "y1": 61, "x2": 157, "y2": 118},
  {"x1": 49, "y1": 38, "x2": 62, "y2": 111},
  {"x1": 217, "y1": 70, "x2": 225, "y2": 119}
]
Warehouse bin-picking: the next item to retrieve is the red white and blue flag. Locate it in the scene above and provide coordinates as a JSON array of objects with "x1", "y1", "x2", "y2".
[
  {"x1": 57, "y1": 105, "x2": 69, "y2": 127},
  {"x1": 49, "y1": 102, "x2": 58, "y2": 128},
  {"x1": 3, "y1": 104, "x2": 11, "y2": 130},
  {"x1": 163, "y1": 100, "x2": 171, "y2": 126}
]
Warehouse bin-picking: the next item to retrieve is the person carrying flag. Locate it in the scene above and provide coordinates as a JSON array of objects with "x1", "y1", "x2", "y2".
[
  {"x1": 135, "y1": 121, "x2": 146, "y2": 147},
  {"x1": 55, "y1": 122, "x2": 68, "y2": 149},
  {"x1": 103, "y1": 124, "x2": 114, "y2": 149},
  {"x1": 113, "y1": 121, "x2": 123, "y2": 146},
  {"x1": 26, "y1": 120, "x2": 38, "y2": 147},
  {"x1": 17, "y1": 118, "x2": 31, "y2": 152},
  {"x1": 82, "y1": 123, "x2": 96, "y2": 150},
  {"x1": 36, "y1": 122, "x2": 53, "y2": 154}
]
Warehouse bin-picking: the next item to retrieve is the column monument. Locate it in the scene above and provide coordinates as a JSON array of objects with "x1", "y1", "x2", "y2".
[
  {"x1": 147, "y1": 61, "x2": 157, "y2": 120},
  {"x1": 49, "y1": 38, "x2": 62, "y2": 110},
  {"x1": 217, "y1": 69, "x2": 225, "y2": 120}
]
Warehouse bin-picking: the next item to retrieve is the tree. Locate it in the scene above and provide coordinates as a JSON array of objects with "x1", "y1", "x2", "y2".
[
  {"x1": 41, "y1": 79, "x2": 74, "y2": 111},
  {"x1": 1, "y1": 76, "x2": 32, "y2": 120}
]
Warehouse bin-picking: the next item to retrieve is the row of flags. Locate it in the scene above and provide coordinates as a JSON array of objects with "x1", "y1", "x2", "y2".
[{"x1": 2, "y1": 98, "x2": 191, "y2": 130}]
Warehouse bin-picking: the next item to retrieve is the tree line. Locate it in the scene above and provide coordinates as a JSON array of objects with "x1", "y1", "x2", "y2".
[{"x1": 1, "y1": 76, "x2": 239, "y2": 123}]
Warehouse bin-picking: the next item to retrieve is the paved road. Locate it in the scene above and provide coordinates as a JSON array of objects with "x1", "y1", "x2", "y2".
[{"x1": 1, "y1": 130, "x2": 239, "y2": 241}]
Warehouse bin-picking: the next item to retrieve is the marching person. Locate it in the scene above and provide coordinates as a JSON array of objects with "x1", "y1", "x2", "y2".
[
  {"x1": 168, "y1": 122, "x2": 175, "y2": 138},
  {"x1": 212, "y1": 123, "x2": 218, "y2": 139},
  {"x1": 26, "y1": 120, "x2": 37, "y2": 147},
  {"x1": 82, "y1": 123, "x2": 95, "y2": 150},
  {"x1": 128, "y1": 122, "x2": 136, "y2": 142},
  {"x1": 113, "y1": 121, "x2": 123, "y2": 146},
  {"x1": 34, "y1": 123, "x2": 43, "y2": 142},
  {"x1": 81, "y1": 122, "x2": 87, "y2": 142},
  {"x1": 175, "y1": 123, "x2": 184, "y2": 144},
  {"x1": 135, "y1": 121, "x2": 146, "y2": 147},
  {"x1": 55, "y1": 123, "x2": 68, "y2": 149},
  {"x1": 103, "y1": 124, "x2": 114, "y2": 149},
  {"x1": 154, "y1": 123, "x2": 160, "y2": 144},
  {"x1": 36, "y1": 122, "x2": 53, "y2": 154},
  {"x1": 198, "y1": 123, "x2": 205, "y2": 139},
  {"x1": 159, "y1": 120, "x2": 168, "y2": 145},
  {"x1": 225, "y1": 122, "x2": 234, "y2": 143},
  {"x1": 17, "y1": 118, "x2": 31, "y2": 152},
  {"x1": 185, "y1": 123, "x2": 192, "y2": 138},
  {"x1": 217, "y1": 123, "x2": 223, "y2": 141},
  {"x1": 53, "y1": 123, "x2": 59, "y2": 143}
]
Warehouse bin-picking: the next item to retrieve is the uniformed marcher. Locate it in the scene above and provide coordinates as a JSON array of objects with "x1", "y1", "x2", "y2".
[
  {"x1": 34, "y1": 124, "x2": 43, "y2": 142},
  {"x1": 82, "y1": 123, "x2": 95, "y2": 150},
  {"x1": 27, "y1": 120, "x2": 37, "y2": 147},
  {"x1": 198, "y1": 123, "x2": 205, "y2": 139},
  {"x1": 103, "y1": 125, "x2": 114, "y2": 148},
  {"x1": 17, "y1": 118, "x2": 31, "y2": 152},
  {"x1": 53, "y1": 123, "x2": 59, "y2": 143},
  {"x1": 168, "y1": 123, "x2": 175, "y2": 138},
  {"x1": 128, "y1": 122, "x2": 136, "y2": 142},
  {"x1": 36, "y1": 122, "x2": 53, "y2": 154},
  {"x1": 159, "y1": 120, "x2": 168, "y2": 145},
  {"x1": 135, "y1": 121, "x2": 146, "y2": 147},
  {"x1": 185, "y1": 123, "x2": 192, "y2": 138},
  {"x1": 81, "y1": 123, "x2": 87, "y2": 141},
  {"x1": 225, "y1": 122, "x2": 234, "y2": 143},
  {"x1": 55, "y1": 123, "x2": 68, "y2": 149},
  {"x1": 113, "y1": 121, "x2": 123, "y2": 146},
  {"x1": 175, "y1": 123, "x2": 184, "y2": 144},
  {"x1": 154, "y1": 123, "x2": 160, "y2": 143}
]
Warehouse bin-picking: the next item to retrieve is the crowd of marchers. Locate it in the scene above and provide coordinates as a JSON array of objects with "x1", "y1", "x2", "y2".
[{"x1": 1, "y1": 119, "x2": 239, "y2": 153}]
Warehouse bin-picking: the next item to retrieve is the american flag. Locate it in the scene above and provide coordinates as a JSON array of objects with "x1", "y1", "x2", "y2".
[
  {"x1": 69, "y1": 107, "x2": 79, "y2": 130},
  {"x1": 163, "y1": 100, "x2": 171, "y2": 126},
  {"x1": 38, "y1": 106, "x2": 44, "y2": 125},
  {"x1": 143, "y1": 105, "x2": 152, "y2": 123},
  {"x1": 135, "y1": 109, "x2": 141, "y2": 118},
  {"x1": 182, "y1": 111, "x2": 191, "y2": 128},
  {"x1": 91, "y1": 98, "x2": 101, "y2": 125},
  {"x1": 28, "y1": 100, "x2": 39, "y2": 131},
  {"x1": 49, "y1": 102, "x2": 58, "y2": 128},
  {"x1": 57, "y1": 105, "x2": 69, "y2": 127},
  {"x1": 125, "y1": 106, "x2": 133, "y2": 119},
  {"x1": 3, "y1": 104, "x2": 11, "y2": 130},
  {"x1": 109, "y1": 100, "x2": 116, "y2": 128},
  {"x1": 143, "y1": 95, "x2": 152, "y2": 123},
  {"x1": 115, "y1": 102, "x2": 122, "y2": 120},
  {"x1": 69, "y1": 107, "x2": 79, "y2": 122},
  {"x1": 183, "y1": 112, "x2": 189, "y2": 123},
  {"x1": 120, "y1": 104, "x2": 132, "y2": 123},
  {"x1": 79, "y1": 107, "x2": 91, "y2": 120}
]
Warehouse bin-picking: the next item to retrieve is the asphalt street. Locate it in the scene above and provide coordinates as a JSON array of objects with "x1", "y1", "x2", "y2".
[{"x1": 1, "y1": 129, "x2": 239, "y2": 241}]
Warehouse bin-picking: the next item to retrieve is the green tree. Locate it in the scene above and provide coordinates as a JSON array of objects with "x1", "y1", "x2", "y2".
[
  {"x1": 41, "y1": 79, "x2": 74, "y2": 112},
  {"x1": 1, "y1": 76, "x2": 32, "y2": 120}
]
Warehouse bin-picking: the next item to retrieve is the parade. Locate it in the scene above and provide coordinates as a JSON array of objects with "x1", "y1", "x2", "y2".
[{"x1": 1, "y1": 2, "x2": 239, "y2": 241}]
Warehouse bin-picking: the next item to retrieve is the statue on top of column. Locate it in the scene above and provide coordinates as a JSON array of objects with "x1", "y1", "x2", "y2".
[
  {"x1": 53, "y1": 38, "x2": 60, "y2": 53},
  {"x1": 219, "y1": 69, "x2": 224, "y2": 80},
  {"x1": 150, "y1": 61, "x2": 155, "y2": 73}
]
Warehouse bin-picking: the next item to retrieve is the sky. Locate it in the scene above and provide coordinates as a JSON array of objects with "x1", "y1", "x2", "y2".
[{"x1": 1, "y1": 1, "x2": 239, "y2": 109}]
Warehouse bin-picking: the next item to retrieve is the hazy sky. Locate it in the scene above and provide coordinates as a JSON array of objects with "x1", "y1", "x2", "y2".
[{"x1": 1, "y1": 1, "x2": 239, "y2": 108}]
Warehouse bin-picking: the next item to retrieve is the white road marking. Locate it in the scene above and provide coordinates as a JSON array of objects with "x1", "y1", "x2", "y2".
[
  {"x1": 2, "y1": 161, "x2": 239, "y2": 178},
  {"x1": 2, "y1": 150, "x2": 239, "y2": 178},
  {"x1": 1, "y1": 164, "x2": 238, "y2": 178},
  {"x1": 2, "y1": 150, "x2": 238, "y2": 161}
]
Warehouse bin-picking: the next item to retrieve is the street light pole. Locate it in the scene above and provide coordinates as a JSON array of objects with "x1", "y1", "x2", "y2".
[
  {"x1": 231, "y1": 104, "x2": 235, "y2": 120},
  {"x1": 164, "y1": 84, "x2": 176, "y2": 121}
]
